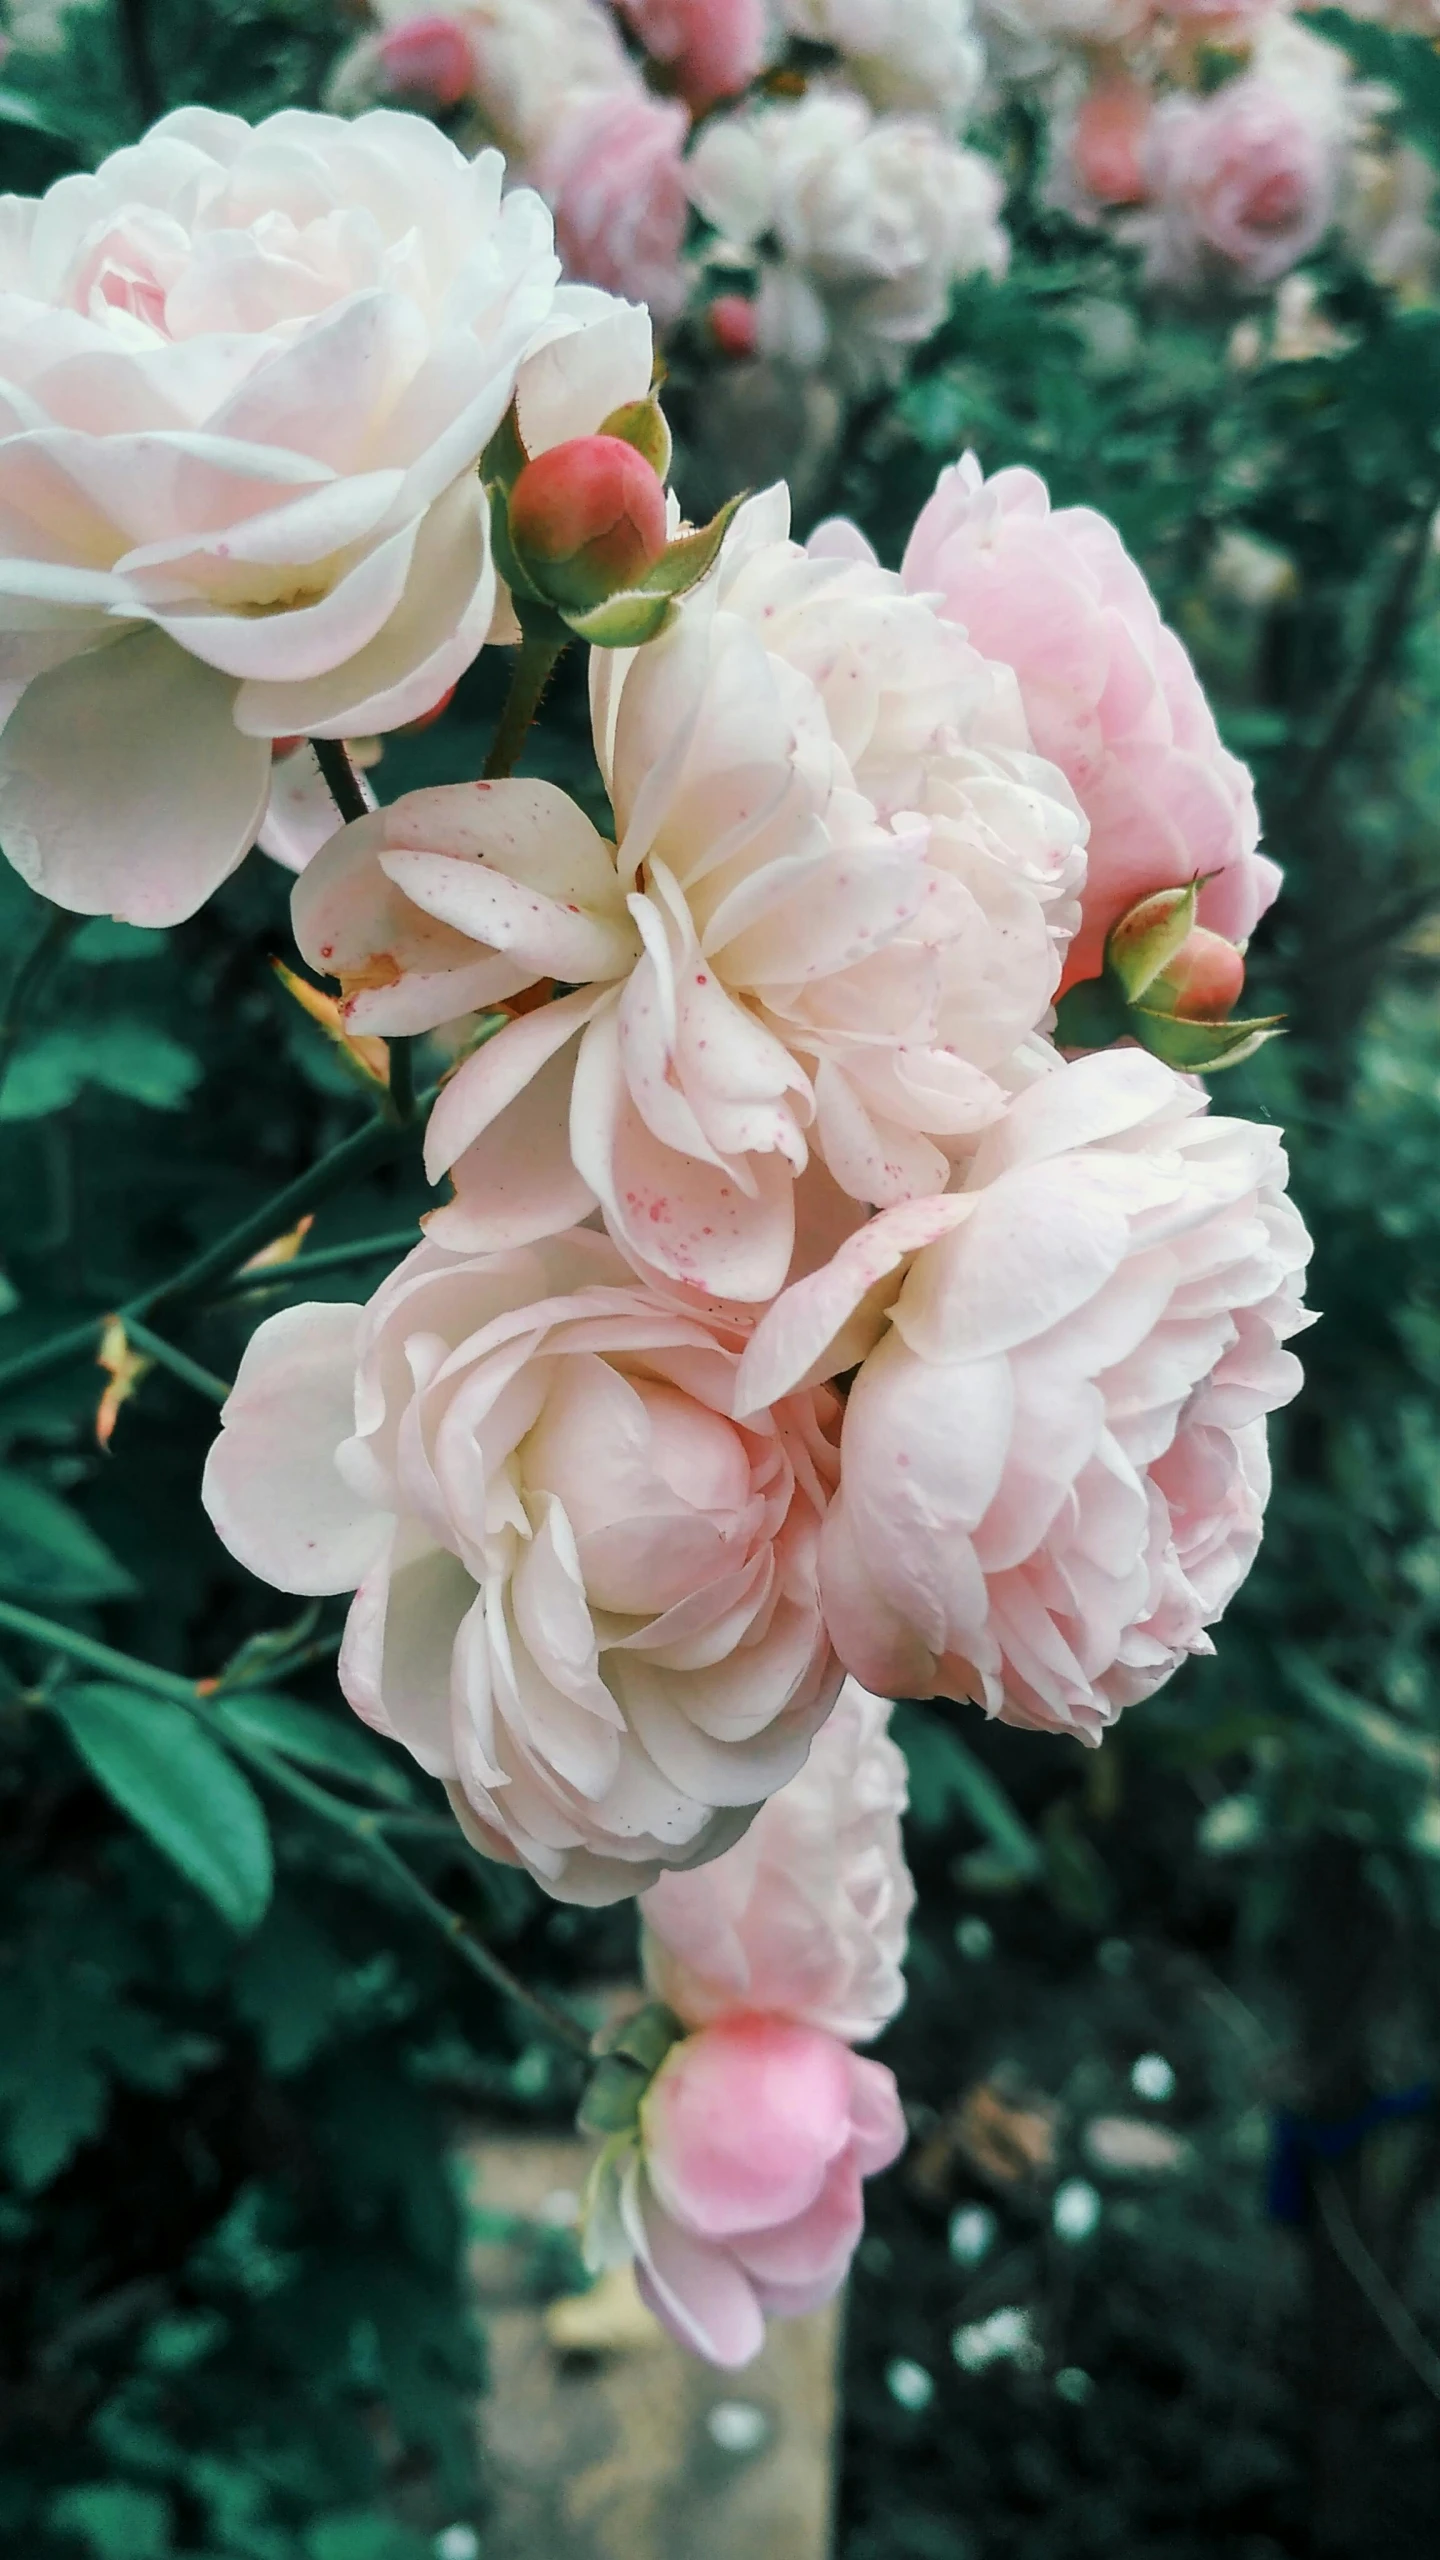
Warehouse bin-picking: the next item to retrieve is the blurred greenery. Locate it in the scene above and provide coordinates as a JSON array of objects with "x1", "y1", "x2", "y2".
[{"x1": 4, "y1": 4, "x2": 1440, "y2": 2556}]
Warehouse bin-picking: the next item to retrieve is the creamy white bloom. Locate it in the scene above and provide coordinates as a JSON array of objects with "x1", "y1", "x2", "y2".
[
  {"x1": 776, "y1": 0, "x2": 985, "y2": 128},
  {"x1": 294, "y1": 486, "x2": 1084, "y2": 1300},
  {"x1": 0, "y1": 105, "x2": 647, "y2": 923},
  {"x1": 738, "y1": 1049, "x2": 1314, "y2": 1742},
  {"x1": 642, "y1": 1676, "x2": 914, "y2": 2043},
  {"x1": 202, "y1": 1229, "x2": 843, "y2": 1904},
  {"x1": 687, "y1": 89, "x2": 1008, "y2": 386}
]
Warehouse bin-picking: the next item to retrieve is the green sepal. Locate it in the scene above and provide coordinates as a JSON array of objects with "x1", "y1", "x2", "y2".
[
  {"x1": 481, "y1": 398, "x2": 530, "y2": 494},
  {"x1": 1105, "y1": 879, "x2": 1203, "y2": 1003},
  {"x1": 560, "y1": 588, "x2": 676, "y2": 648},
  {"x1": 488, "y1": 484, "x2": 547, "y2": 608},
  {"x1": 593, "y1": 2000, "x2": 684, "y2": 2074},
  {"x1": 639, "y1": 491, "x2": 746, "y2": 600},
  {"x1": 598, "y1": 395, "x2": 673, "y2": 481},
  {"x1": 576, "y1": 2054, "x2": 649, "y2": 2138},
  {"x1": 1129, "y1": 1007, "x2": 1285, "y2": 1071},
  {"x1": 1053, "y1": 974, "x2": 1130, "y2": 1052}
]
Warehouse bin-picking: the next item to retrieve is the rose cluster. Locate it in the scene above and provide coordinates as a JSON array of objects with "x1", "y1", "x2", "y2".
[
  {"x1": 326, "y1": 0, "x2": 1009, "y2": 388},
  {"x1": 0, "y1": 108, "x2": 1311, "y2": 2366}
]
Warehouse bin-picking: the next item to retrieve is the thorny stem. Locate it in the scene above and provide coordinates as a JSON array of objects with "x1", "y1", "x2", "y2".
[
  {"x1": 0, "y1": 906, "x2": 80, "y2": 1115},
  {"x1": 0, "y1": 1596, "x2": 593, "y2": 2059},
  {"x1": 483, "y1": 632, "x2": 566, "y2": 780},
  {"x1": 0, "y1": 1094, "x2": 437, "y2": 1403},
  {"x1": 310, "y1": 736, "x2": 372, "y2": 829},
  {"x1": 212, "y1": 1228, "x2": 426, "y2": 1299},
  {"x1": 117, "y1": 0, "x2": 161, "y2": 127}
]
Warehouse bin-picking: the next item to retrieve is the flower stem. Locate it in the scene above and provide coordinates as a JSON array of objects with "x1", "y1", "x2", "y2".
[
  {"x1": 212, "y1": 1228, "x2": 424, "y2": 1299},
  {"x1": 483, "y1": 633, "x2": 566, "y2": 781},
  {"x1": 121, "y1": 1315, "x2": 231, "y2": 1407},
  {"x1": 311, "y1": 737, "x2": 371, "y2": 828},
  {"x1": 0, "y1": 1595, "x2": 593, "y2": 2058},
  {"x1": 0, "y1": 1093, "x2": 436, "y2": 1404}
]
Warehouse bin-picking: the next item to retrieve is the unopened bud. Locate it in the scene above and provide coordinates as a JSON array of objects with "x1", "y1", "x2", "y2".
[
  {"x1": 708, "y1": 294, "x2": 759, "y2": 359},
  {"x1": 1147, "y1": 927, "x2": 1247, "y2": 1023},
  {"x1": 377, "y1": 13, "x2": 474, "y2": 110},
  {"x1": 507, "y1": 434, "x2": 669, "y2": 614}
]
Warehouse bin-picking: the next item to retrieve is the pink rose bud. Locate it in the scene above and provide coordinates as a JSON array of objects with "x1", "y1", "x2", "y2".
[
  {"x1": 619, "y1": 0, "x2": 766, "y2": 112},
  {"x1": 1073, "y1": 71, "x2": 1154, "y2": 209},
  {"x1": 507, "y1": 433, "x2": 669, "y2": 612},
  {"x1": 1149, "y1": 925, "x2": 1247, "y2": 1021},
  {"x1": 708, "y1": 293, "x2": 760, "y2": 358},
  {"x1": 376, "y1": 14, "x2": 474, "y2": 110}
]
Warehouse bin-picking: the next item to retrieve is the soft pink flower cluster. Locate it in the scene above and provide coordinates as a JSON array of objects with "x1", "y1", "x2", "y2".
[
  {"x1": 1039, "y1": 7, "x2": 1396, "y2": 301},
  {"x1": 326, "y1": 0, "x2": 1010, "y2": 384},
  {"x1": 0, "y1": 95, "x2": 1314, "y2": 2378}
]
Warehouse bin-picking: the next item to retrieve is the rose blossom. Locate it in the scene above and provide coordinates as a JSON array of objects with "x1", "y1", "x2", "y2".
[
  {"x1": 375, "y1": 12, "x2": 476, "y2": 108},
  {"x1": 903, "y1": 453, "x2": 1278, "y2": 987},
  {"x1": 533, "y1": 87, "x2": 691, "y2": 326},
  {"x1": 737, "y1": 1049, "x2": 1314, "y2": 1741},
  {"x1": 687, "y1": 89, "x2": 1008, "y2": 386},
  {"x1": 775, "y1": 0, "x2": 984, "y2": 127},
  {"x1": 202, "y1": 1228, "x2": 842, "y2": 1903},
  {"x1": 617, "y1": 0, "x2": 767, "y2": 112},
  {"x1": 295, "y1": 487, "x2": 1084, "y2": 1300},
  {"x1": 642, "y1": 1675, "x2": 914, "y2": 2044},
  {"x1": 1141, "y1": 28, "x2": 1355, "y2": 292},
  {"x1": 329, "y1": 0, "x2": 632, "y2": 155},
  {"x1": 584, "y1": 2013, "x2": 905, "y2": 2365},
  {"x1": 1069, "y1": 70, "x2": 1154, "y2": 210},
  {"x1": 0, "y1": 105, "x2": 656, "y2": 924}
]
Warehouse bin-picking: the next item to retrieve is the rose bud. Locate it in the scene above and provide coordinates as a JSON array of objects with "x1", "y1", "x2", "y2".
[
  {"x1": 506, "y1": 433, "x2": 669, "y2": 614},
  {"x1": 377, "y1": 14, "x2": 474, "y2": 111},
  {"x1": 708, "y1": 293, "x2": 759, "y2": 358},
  {"x1": 1147, "y1": 925, "x2": 1247, "y2": 1022}
]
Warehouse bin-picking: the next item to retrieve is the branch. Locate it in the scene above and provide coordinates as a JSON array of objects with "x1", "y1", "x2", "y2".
[
  {"x1": 310, "y1": 737, "x2": 371, "y2": 829},
  {"x1": 0, "y1": 1090, "x2": 437, "y2": 1404},
  {"x1": 1315, "y1": 2168, "x2": 1440, "y2": 2402},
  {"x1": 1288, "y1": 496, "x2": 1440, "y2": 837},
  {"x1": 0, "y1": 1596, "x2": 593, "y2": 2059},
  {"x1": 122, "y1": 1315, "x2": 231, "y2": 1407},
  {"x1": 484, "y1": 633, "x2": 566, "y2": 780},
  {"x1": 213, "y1": 1228, "x2": 425, "y2": 1300}
]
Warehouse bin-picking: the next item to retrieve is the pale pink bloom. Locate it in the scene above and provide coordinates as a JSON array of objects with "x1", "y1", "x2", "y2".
[
  {"x1": 1071, "y1": 70, "x2": 1154, "y2": 209},
  {"x1": 903, "y1": 454, "x2": 1278, "y2": 987},
  {"x1": 376, "y1": 11, "x2": 475, "y2": 106},
  {"x1": 642, "y1": 1676, "x2": 914, "y2": 2043},
  {"x1": 618, "y1": 0, "x2": 767, "y2": 110},
  {"x1": 330, "y1": 0, "x2": 632, "y2": 156},
  {"x1": 534, "y1": 87, "x2": 691, "y2": 327},
  {"x1": 687, "y1": 89, "x2": 1008, "y2": 386},
  {"x1": 584, "y1": 2014, "x2": 905, "y2": 2365},
  {"x1": 775, "y1": 0, "x2": 983, "y2": 126},
  {"x1": 737, "y1": 1049, "x2": 1313, "y2": 1743},
  {"x1": 202, "y1": 1229, "x2": 842, "y2": 1903},
  {"x1": 0, "y1": 106, "x2": 650, "y2": 925},
  {"x1": 295, "y1": 489, "x2": 1081, "y2": 1300},
  {"x1": 1143, "y1": 74, "x2": 1339, "y2": 291}
]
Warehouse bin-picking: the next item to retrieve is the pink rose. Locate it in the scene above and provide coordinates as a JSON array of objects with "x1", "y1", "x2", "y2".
[
  {"x1": 1071, "y1": 70, "x2": 1154, "y2": 208},
  {"x1": 642, "y1": 1676, "x2": 914, "y2": 2043},
  {"x1": 585, "y1": 2015, "x2": 905, "y2": 2365},
  {"x1": 534, "y1": 87, "x2": 691, "y2": 326},
  {"x1": 738, "y1": 1050, "x2": 1313, "y2": 1742},
  {"x1": 376, "y1": 12, "x2": 475, "y2": 107},
  {"x1": 1145, "y1": 74, "x2": 1338, "y2": 290},
  {"x1": 202, "y1": 1229, "x2": 842, "y2": 1903},
  {"x1": 903, "y1": 454, "x2": 1279, "y2": 986},
  {"x1": 618, "y1": 0, "x2": 766, "y2": 111}
]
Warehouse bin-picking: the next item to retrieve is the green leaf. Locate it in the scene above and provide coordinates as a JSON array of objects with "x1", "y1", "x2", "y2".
[
  {"x1": 1281, "y1": 1649, "x2": 1440, "y2": 1778},
  {"x1": 49, "y1": 2484, "x2": 173, "y2": 2560},
  {"x1": 0, "y1": 1467, "x2": 136, "y2": 1602},
  {"x1": 212, "y1": 1688, "x2": 417, "y2": 1803},
  {"x1": 1053, "y1": 975, "x2": 1129, "y2": 1052},
  {"x1": 304, "y1": 2512, "x2": 433, "y2": 2560},
  {"x1": 53, "y1": 1684, "x2": 274, "y2": 1932},
  {"x1": 69, "y1": 919, "x2": 169, "y2": 965},
  {"x1": 561, "y1": 587, "x2": 675, "y2": 647},
  {"x1": 893, "y1": 1704, "x2": 1043, "y2": 1877},
  {"x1": 0, "y1": 1019, "x2": 200, "y2": 1119}
]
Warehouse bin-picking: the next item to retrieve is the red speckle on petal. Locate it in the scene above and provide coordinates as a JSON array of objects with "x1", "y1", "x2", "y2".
[{"x1": 897, "y1": 1453, "x2": 910, "y2": 1468}]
